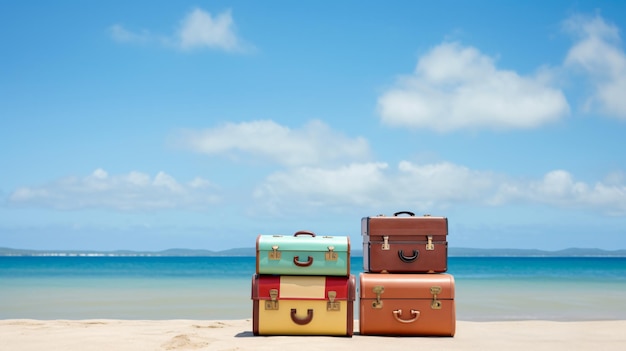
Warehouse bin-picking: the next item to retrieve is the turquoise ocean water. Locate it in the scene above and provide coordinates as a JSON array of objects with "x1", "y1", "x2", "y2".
[{"x1": 1, "y1": 256, "x2": 625, "y2": 321}]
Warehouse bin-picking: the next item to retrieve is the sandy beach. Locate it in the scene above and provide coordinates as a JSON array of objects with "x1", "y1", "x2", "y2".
[{"x1": 1, "y1": 319, "x2": 624, "y2": 351}]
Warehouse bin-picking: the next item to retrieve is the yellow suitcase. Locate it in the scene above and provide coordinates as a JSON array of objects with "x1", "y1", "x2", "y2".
[{"x1": 251, "y1": 274, "x2": 355, "y2": 336}]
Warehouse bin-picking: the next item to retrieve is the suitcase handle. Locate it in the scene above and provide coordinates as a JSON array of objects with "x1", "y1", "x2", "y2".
[
  {"x1": 293, "y1": 256, "x2": 314, "y2": 267},
  {"x1": 393, "y1": 211, "x2": 415, "y2": 217},
  {"x1": 398, "y1": 249, "x2": 419, "y2": 263},
  {"x1": 291, "y1": 308, "x2": 314, "y2": 325},
  {"x1": 294, "y1": 230, "x2": 316, "y2": 237},
  {"x1": 393, "y1": 309, "x2": 420, "y2": 323}
]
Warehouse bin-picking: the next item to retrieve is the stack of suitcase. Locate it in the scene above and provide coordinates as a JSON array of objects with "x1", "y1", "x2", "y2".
[
  {"x1": 251, "y1": 230, "x2": 355, "y2": 336},
  {"x1": 359, "y1": 211, "x2": 456, "y2": 336}
]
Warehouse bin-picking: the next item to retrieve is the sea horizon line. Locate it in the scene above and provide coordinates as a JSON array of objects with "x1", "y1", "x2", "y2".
[{"x1": 1, "y1": 246, "x2": 626, "y2": 257}]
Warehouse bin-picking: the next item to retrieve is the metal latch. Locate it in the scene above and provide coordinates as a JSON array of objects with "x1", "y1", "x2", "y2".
[
  {"x1": 325, "y1": 246, "x2": 338, "y2": 261},
  {"x1": 426, "y1": 235, "x2": 434, "y2": 251},
  {"x1": 372, "y1": 286, "x2": 384, "y2": 309},
  {"x1": 269, "y1": 245, "x2": 281, "y2": 260},
  {"x1": 382, "y1": 236, "x2": 390, "y2": 250},
  {"x1": 327, "y1": 291, "x2": 340, "y2": 311},
  {"x1": 430, "y1": 286, "x2": 442, "y2": 309},
  {"x1": 265, "y1": 289, "x2": 279, "y2": 310}
]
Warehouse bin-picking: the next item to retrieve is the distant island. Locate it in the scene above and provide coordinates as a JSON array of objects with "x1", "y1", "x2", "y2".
[{"x1": 1, "y1": 247, "x2": 626, "y2": 257}]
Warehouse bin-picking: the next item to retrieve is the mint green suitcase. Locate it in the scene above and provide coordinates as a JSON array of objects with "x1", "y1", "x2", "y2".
[{"x1": 256, "y1": 231, "x2": 350, "y2": 276}]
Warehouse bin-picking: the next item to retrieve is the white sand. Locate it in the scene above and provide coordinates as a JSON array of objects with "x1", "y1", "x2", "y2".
[{"x1": 1, "y1": 319, "x2": 624, "y2": 351}]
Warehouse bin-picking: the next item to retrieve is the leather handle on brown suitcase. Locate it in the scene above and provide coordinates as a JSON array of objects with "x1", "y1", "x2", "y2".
[
  {"x1": 393, "y1": 309, "x2": 420, "y2": 323},
  {"x1": 398, "y1": 249, "x2": 419, "y2": 263},
  {"x1": 293, "y1": 256, "x2": 314, "y2": 267},
  {"x1": 294, "y1": 230, "x2": 316, "y2": 237},
  {"x1": 290, "y1": 308, "x2": 314, "y2": 325},
  {"x1": 394, "y1": 211, "x2": 415, "y2": 216}
]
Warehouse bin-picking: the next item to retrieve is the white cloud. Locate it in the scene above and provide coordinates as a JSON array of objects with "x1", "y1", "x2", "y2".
[
  {"x1": 564, "y1": 14, "x2": 626, "y2": 118},
  {"x1": 175, "y1": 119, "x2": 371, "y2": 167},
  {"x1": 496, "y1": 170, "x2": 626, "y2": 215},
  {"x1": 253, "y1": 161, "x2": 626, "y2": 216},
  {"x1": 109, "y1": 8, "x2": 249, "y2": 52},
  {"x1": 8, "y1": 169, "x2": 219, "y2": 211},
  {"x1": 253, "y1": 161, "x2": 498, "y2": 214},
  {"x1": 377, "y1": 42, "x2": 570, "y2": 132},
  {"x1": 108, "y1": 24, "x2": 153, "y2": 44},
  {"x1": 9, "y1": 165, "x2": 624, "y2": 217},
  {"x1": 178, "y1": 8, "x2": 244, "y2": 51},
  {"x1": 253, "y1": 163, "x2": 390, "y2": 213}
]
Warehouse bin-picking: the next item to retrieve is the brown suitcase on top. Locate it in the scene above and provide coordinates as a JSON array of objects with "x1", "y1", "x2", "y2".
[
  {"x1": 362, "y1": 211, "x2": 448, "y2": 273},
  {"x1": 359, "y1": 272, "x2": 456, "y2": 336}
]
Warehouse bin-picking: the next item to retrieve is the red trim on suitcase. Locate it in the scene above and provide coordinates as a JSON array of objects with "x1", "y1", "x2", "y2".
[{"x1": 253, "y1": 275, "x2": 352, "y2": 301}]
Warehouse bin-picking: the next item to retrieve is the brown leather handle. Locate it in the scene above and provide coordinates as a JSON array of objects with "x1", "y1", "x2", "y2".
[
  {"x1": 398, "y1": 249, "x2": 419, "y2": 263},
  {"x1": 293, "y1": 256, "x2": 314, "y2": 267},
  {"x1": 290, "y1": 308, "x2": 314, "y2": 325},
  {"x1": 393, "y1": 309, "x2": 420, "y2": 323},
  {"x1": 294, "y1": 230, "x2": 316, "y2": 237},
  {"x1": 393, "y1": 211, "x2": 415, "y2": 217}
]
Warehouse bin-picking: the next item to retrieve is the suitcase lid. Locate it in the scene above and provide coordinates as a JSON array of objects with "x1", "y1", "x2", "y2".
[
  {"x1": 359, "y1": 273, "x2": 454, "y2": 300},
  {"x1": 251, "y1": 274, "x2": 356, "y2": 301},
  {"x1": 362, "y1": 212, "x2": 448, "y2": 236},
  {"x1": 257, "y1": 231, "x2": 350, "y2": 252}
]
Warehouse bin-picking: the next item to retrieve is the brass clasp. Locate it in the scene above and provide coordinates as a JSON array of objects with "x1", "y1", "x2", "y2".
[
  {"x1": 382, "y1": 236, "x2": 390, "y2": 250},
  {"x1": 426, "y1": 235, "x2": 434, "y2": 251},
  {"x1": 372, "y1": 286, "x2": 384, "y2": 309},
  {"x1": 269, "y1": 245, "x2": 281, "y2": 260},
  {"x1": 430, "y1": 286, "x2": 442, "y2": 309},
  {"x1": 325, "y1": 246, "x2": 338, "y2": 261},
  {"x1": 327, "y1": 291, "x2": 340, "y2": 311},
  {"x1": 265, "y1": 289, "x2": 279, "y2": 310}
]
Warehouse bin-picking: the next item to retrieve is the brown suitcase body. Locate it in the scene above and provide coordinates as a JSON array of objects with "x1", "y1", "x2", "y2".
[
  {"x1": 362, "y1": 212, "x2": 448, "y2": 273},
  {"x1": 359, "y1": 273, "x2": 455, "y2": 336}
]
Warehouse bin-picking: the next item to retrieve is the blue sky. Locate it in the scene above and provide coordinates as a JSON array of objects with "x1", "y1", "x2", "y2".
[{"x1": 1, "y1": 1, "x2": 626, "y2": 251}]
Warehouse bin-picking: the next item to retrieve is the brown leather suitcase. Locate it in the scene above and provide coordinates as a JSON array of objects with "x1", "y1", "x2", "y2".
[
  {"x1": 359, "y1": 273, "x2": 455, "y2": 336},
  {"x1": 251, "y1": 274, "x2": 356, "y2": 336},
  {"x1": 362, "y1": 211, "x2": 448, "y2": 273}
]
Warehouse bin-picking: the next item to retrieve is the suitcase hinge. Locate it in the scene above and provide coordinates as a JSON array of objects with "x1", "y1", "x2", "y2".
[
  {"x1": 426, "y1": 235, "x2": 434, "y2": 251},
  {"x1": 264, "y1": 289, "x2": 279, "y2": 310},
  {"x1": 325, "y1": 246, "x2": 338, "y2": 261},
  {"x1": 269, "y1": 245, "x2": 281, "y2": 260},
  {"x1": 430, "y1": 286, "x2": 442, "y2": 309},
  {"x1": 382, "y1": 236, "x2": 390, "y2": 250},
  {"x1": 327, "y1": 291, "x2": 340, "y2": 311},
  {"x1": 372, "y1": 286, "x2": 384, "y2": 309}
]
